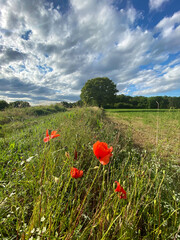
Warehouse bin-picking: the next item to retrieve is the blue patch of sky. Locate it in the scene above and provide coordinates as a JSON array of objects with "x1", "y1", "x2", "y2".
[
  {"x1": 44, "y1": 54, "x2": 49, "y2": 58},
  {"x1": 153, "y1": 32, "x2": 161, "y2": 39},
  {"x1": 111, "y1": 0, "x2": 127, "y2": 10},
  {"x1": 161, "y1": 52, "x2": 180, "y2": 67},
  {"x1": 9, "y1": 65, "x2": 15, "y2": 71},
  {"x1": 126, "y1": 84, "x2": 138, "y2": 95},
  {"x1": 173, "y1": 22, "x2": 180, "y2": 30},
  {"x1": 21, "y1": 30, "x2": 32, "y2": 40},
  {"x1": 139, "y1": 62, "x2": 154, "y2": 71},
  {"x1": 113, "y1": 0, "x2": 180, "y2": 30},
  {"x1": 139, "y1": 51, "x2": 180, "y2": 72},
  {"x1": 37, "y1": 64, "x2": 53, "y2": 74},
  {"x1": 46, "y1": 0, "x2": 70, "y2": 14},
  {"x1": 133, "y1": 0, "x2": 180, "y2": 29},
  {"x1": 144, "y1": 89, "x2": 180, "y2": 97},
  {"x1": 19, "y1": 64, "x2": 26, "y2": 72}
]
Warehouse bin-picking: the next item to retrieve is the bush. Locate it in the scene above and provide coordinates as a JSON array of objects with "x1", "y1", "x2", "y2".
[
  {"x1": 0, "y1": 100, "x2": 9, "y2": 110},
  {"x1": 28, "y1": 104, "x2": 66, "y2": 116},
  {"x1": 9, "y1": 101, "x2": 31, "y2": 108}
]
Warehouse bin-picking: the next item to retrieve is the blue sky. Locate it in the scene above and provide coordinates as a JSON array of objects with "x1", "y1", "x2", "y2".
[{"x1": 0, "y1": 0, "x2": 180, "y2": 104}]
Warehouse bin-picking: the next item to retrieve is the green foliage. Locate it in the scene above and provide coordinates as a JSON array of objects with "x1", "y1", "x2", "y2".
[
  {"x1": 28, "y1": 104, "x2": 66, "y2": 116},
  {"x1": 0, "y1": 108, "x2": 179, "y2": 239},
  {"x1": 9, "y1": 100, "x2": 31, "y2": 108},
  {"x1": 80, "y1": 77, "x2": 118, "y2": 107},
  {"x1": 0, "y1": 100, "x2": 9, "y2": 110},
  {"x1": 0, "y1": 104, "x2": 66, "y2": 127},
  {"x1": 110, "y1": 94, "x2": 180, "y2": 109}
]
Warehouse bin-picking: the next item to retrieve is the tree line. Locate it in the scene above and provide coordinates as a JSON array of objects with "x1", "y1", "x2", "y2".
[
  {"x1": 80, "y1": 77, "x2": 180, "y2": 109},
  {"x1": 0, "y1": 100, "x2": 31, "y2": 110},
  {"x1": 1, "y1": 77, "x2": 179, "y2": 110},
  {"x1": 105, "y1": 95, "x2": 180, "y2": 109}
]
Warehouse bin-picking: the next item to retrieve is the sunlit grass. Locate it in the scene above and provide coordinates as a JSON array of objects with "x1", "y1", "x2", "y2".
[
  {"x1": 105, "y1": 109, "x2": 180, "y2": 162},
  {"x1": 0, "y1": 107, "x2": 179, "y2": 239}
]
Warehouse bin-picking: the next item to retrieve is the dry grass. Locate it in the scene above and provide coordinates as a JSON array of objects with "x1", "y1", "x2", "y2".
[{"x1": 106, "y1": 109, "x2": 180, "y2": 164}]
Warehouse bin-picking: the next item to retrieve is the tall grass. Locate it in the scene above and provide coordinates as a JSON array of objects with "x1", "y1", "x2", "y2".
[
  {"x1": 105, "y1": 108, "x2": 180, "y2": 162},
  {"x1": 0, "y1": 104, "x2": 66, "y2": 125},
  {"x1": 0, "y1": 107, "x2": 179, "y2": 239}
]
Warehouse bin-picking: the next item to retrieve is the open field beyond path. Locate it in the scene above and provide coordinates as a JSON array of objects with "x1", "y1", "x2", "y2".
[{"x1": 105, "y1": 109, "x2": 180, "y2": 165}]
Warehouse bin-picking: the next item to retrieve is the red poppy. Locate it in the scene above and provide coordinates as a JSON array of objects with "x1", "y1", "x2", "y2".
[
  {"x1": 115, "y1": 181, "x2": 127, "y2": 199},
  {"x1": 43, "y1": 129, "x2": 60, "y2": 142},
  {"x1": 70, "y1": 167, "x2": 83, "y2": 179},
  {"x1": 93, "y1": 141, "x2": 113, "y2": 165}
]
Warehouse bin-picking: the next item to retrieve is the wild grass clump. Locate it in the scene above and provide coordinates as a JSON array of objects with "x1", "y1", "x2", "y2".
[
  {"x1": 0, "y1": 108, "x2": 179, "y2": 239},
  {"x1": 27, "y1": 104, "x2": 66, "y2": 116}
]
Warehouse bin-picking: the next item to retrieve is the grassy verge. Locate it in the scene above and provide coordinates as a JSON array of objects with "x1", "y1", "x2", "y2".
[
  {"x1": 0, "y1": 107, "x2": 179, "y2": 239},
  {"x1": 0, "y1": 104, "x2": 66, "y2": 125}
]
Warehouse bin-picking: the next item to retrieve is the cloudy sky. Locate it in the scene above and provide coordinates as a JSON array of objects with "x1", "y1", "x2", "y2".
[{"x1": 0, "y1": 0, "x2": 180, "y2": 104}]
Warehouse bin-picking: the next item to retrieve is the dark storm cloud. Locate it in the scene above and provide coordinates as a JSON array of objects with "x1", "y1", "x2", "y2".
[
  {"x1": 0, "y1": 77, "x2": 56, "y2": 95},
  {"x1": 0, "y1": 47, "x2": 27, "y2": 64}
]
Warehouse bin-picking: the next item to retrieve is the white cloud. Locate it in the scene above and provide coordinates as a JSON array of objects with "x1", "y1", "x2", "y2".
[
  {"x1": 149, "y1": 0, "x2": 170, "y2": 10},
  {"x1": 131, "y1": 62, "x2": 180, "y2": 95},
  {"x1": 0, "y1": 0, "x2": 180, "y2": 104}
]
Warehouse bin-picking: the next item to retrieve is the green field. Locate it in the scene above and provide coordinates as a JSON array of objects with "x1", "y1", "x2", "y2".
[
  {"x1": 106, "y1": 109, "x2": 180, "y2": 163},
  {"x1": 0, "y1": 107, "x2": 180, "y2": 239}
]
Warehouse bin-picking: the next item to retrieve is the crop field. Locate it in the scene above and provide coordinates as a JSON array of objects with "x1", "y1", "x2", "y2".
[
  {"x1": 105, "y1": 109, "x2": 180, "y2": 164},
  {"x1": 0, "y1": 107, "x2": 180, "y2": 239}
]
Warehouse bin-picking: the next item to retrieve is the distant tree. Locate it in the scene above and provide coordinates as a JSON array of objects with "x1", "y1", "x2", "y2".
[
  {"x1": 0, "y1": 100, "x2": 9, "y2": 110},
  {"x1": 74, "y1": 100, "x2": 83, "y2": 107},
  {"x1": 61, "y1": 101, "x2": 74, "y2": 108},
  {"x1": 80, "y1": 77, "x2": 118, "y2": 107},
  {"x1": 9, "y1": 101, "x2": 30, "y2": 108}
]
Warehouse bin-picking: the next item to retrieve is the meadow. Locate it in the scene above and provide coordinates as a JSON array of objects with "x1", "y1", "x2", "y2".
[
  {"x1": 0, "y1": 107, "x2": 179, "y2": 239},
  {"x1": 105, "y1": 109, "x2": 180, "y2": 164}
]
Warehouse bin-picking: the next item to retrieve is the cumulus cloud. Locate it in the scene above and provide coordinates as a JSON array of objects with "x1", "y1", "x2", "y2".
[
  {"x1": 149, "y1": 0, "x2": 170, "y2": 10},
  {"x1": 0, "y1": 0, "x2": 179, "y2": 104}
]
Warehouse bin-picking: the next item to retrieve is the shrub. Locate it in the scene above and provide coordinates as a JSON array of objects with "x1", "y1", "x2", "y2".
[{"x1": 0, "y1": 100, "x2": 9, "y2": 110}]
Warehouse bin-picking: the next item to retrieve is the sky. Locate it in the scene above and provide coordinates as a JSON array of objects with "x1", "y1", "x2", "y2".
[{"x1": 0, "y1": 0, "x2": 180, "y2": 105}]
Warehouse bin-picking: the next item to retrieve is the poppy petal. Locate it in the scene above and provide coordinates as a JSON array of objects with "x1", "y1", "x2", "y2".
[
  {"x1": 46, "y1": 129, "x2": 49, "y2": 137},
  {"x1": 51, "y1": 131, "x2": 60, "y2": 139},
  {"x1": 99, "y1": 154, "x2": 111, "y2": 165},
  {"x1": 43, "y1": 136, "x2": 50, "y2": 142}
]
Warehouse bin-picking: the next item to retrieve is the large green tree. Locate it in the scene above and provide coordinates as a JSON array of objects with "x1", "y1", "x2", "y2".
[{"x1": 80, "y1": 77, "x2": 118, "y2": 107}]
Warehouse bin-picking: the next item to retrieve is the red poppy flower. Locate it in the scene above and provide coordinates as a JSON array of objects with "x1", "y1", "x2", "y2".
[
  {"x1": 70, "y1": 167, "x2": 83, "y2": 179},
  {"x1": 43, "y1": 130, "x2": 60, "y2": 142},
  {"x1": 115, "y1": 181, "x2": 127, "y2": 199},
  {"x1": 93, "y1": 141, "x2": 113, "y2": 165}
]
